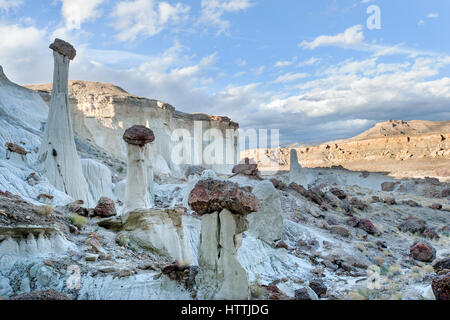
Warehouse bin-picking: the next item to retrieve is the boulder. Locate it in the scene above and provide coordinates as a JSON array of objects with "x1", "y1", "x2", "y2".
[
  {"x1": 188, "y1": 179, "x2": 261, "y2": 215},
  {"x1": 330, "y1": 188, "x2": 347, "y2": 200},
  {"x1": 442, "y1": 188, "x2": 450, "y2": 198},
  {"x1": 94, "y1": 197, "x2": 117, "y2": 218},
  {"x1": 358, "y1": 219, "x2": 378, "y2": 235},
  {"x1": 309, "y1": 279, "x2": 327, "y2": 297},
  {"x1": 270, "y1": 178, "x2": 287, "y2": 191},
  {"x1": 398, "y1": 216, "x2": 427, "y2": 234},
  {"x1": 123, "y1": 125, "x2": 155, "y2": 146},
  {"x1": 410, "y1": 240, "x2": 436, "y2": 262},
  {"x1": 185, "y1": 165, "x2": 206, "y2": 177},
  {"x1": 232, "y1": 158, "x2": 258, "y2": 176},
  {"x1": 430, "y1": 203, "x2": 443, "y2": 210},
  {"x1": 294, "y1": 287, "x2": 319, "y2": 300},
  {"x1": 432, "y1": 273, "x2": 449, "y2": 300},
  {"x1": 49, "y1": 38, "x2": 76, "y2": 60},
  {"x1": 381, "y1": 182, "x2": 397, "y2": 192},
  {"x1": 433, "y1": 258, "x2": 450, "y2": 273},
  {"x1": 247, "y1": 181, "x2": 284, "y2": 242},
  {"x1": 5, "y1": 142, "x2": 27, "y2": 155},
  {"x1": 330, "y1": 225, "x2": 350, "y2": 238}
]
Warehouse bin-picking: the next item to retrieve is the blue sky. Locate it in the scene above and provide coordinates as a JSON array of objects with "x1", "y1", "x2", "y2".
[{"x1": 1, "y1": 0, "x2": 449, "y2": 145}]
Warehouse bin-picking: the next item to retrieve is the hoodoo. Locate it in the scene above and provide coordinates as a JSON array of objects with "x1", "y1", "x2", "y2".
[
  {"x1": 38, "y1": 39, "x2": 93, "y2": 205},
  {"x1": 189, "y1": 179, "x2": 261, "y2": 300},
  {"x1": 123, "y1": 125, "x2": 155, "y2": 212}
]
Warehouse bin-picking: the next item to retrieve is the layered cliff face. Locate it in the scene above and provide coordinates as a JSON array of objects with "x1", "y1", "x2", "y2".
[
  {"x1": 245, "y1": 120, "x2": 450, "y2": 180},
  {"x1": 27, "y1": 81, "x2": 239, "y2": 176}
]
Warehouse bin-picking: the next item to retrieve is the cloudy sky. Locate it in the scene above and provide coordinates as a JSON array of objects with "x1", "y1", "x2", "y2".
[{"x1": 0, "y1": 0, "x2": 449, "y2": 145}]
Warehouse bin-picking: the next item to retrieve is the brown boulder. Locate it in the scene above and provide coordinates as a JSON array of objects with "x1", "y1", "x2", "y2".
[
  {"x1": 270, "y1": 179, "x2": 287, "y2": 191},
  {"x1": 398, "y1": 216, "x2": 427, "y2": 234},
  {"x1": 358, "y1": 219, "x2": 378, "y2": 235},
  {"x1": 381, "y1": 182, "x2": 398, "y2": 192},
  {"x1": 188, "y1": 179, "x2": 261, "y2": 215},
  {"x1": 289, "y1": 182, "x2": 306, "y2": 195},
  {"x1": 232, "y1": 157, "x2": 258, "y2": 176},
  {"x1": 432, "y1": 273, "x2": 449, "y2": 300},
  {"x1": 49, "y1": 38, "x2": 76, "y2": 60},
  {"x1": 430, "y1": 203, "x2": 443, "y2": 210},
  {"x1": 5, "y1": 142, "x2": 27, "y2": 155},
  {"x1": 330, "y1": 188, "x2": 347, "y2": 200},
  {"x1": 410, "y1": 240, "x2": 436, "y2": 262},
  {"x1": 94, "y1": 197, "x2": 117, "y2": 218},
  {"x1": 442, "y1": 188, "x2": 450, "y2": 198},
  {"x1": 123, "y1": 125, "x2": 155, "y2": 146},
  {"x1": 433, "y1": 258, "x2": 450, "y2": 273}
]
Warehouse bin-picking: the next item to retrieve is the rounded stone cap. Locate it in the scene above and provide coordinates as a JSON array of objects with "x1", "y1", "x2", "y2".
[
  {"x1": 123, "y1": 125, "x2": 155, "y2": 146},
  {"x1": 49, "y1": 38, "x2": 76, "y2": 60}
]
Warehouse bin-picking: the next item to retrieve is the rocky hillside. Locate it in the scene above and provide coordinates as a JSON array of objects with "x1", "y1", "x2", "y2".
[
  {"x1": 26, "y1": 81, "x2": 239, "y2": 176},
  {"x1": 246, "y1": 120, "x2": 450, "y2": 180}
]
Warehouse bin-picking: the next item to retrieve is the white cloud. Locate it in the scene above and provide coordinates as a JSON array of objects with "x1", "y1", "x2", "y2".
[
  {"x1": 297, "y1": 57, "x2": 320, "y2": 67},
  {"x1": 0, "y1": 23, "x2": 51, "y2": 84},
  {"x1": 299, "y1": 25, "x2": 365, "y2": 50},
  {"x1": 59, "y1": 0, "x2": 106, "y2": 30},
  {"x1": 0, "y1": 0, "x2": 23, "y2": 11},
  {"x1": 198, "y1": 0, "x2": 253, "y2": 34},
  {"x1": 273, "y1": 72, "x2": 309, "y2": 83},
  {"x1": 275, "y1": 60, "x2": 293, "y2": 68},
  {"x1": 427, "y1": 13, "x2": 439, "y2": 19},
  {"x1": 111, "y1": 0, "x2": 190, "y2": 41},
  {"x1": 262, "y1": 55, "x2": 450, "y2": 121}
]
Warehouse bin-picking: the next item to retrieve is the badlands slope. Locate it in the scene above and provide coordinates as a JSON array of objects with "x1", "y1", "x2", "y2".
[
  {"x1": 0, "y1": 64, "x2": 448, "y2": 301},
  {"x1": 247, "y1": 120, "x2": 450, "y2": 180}
]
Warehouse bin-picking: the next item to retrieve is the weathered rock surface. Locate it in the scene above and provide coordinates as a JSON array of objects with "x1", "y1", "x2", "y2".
[
  {"x1": 11, "y1": 289, "x2": 71, "y2": 300},
  {"x1": 27, "y1": 80, "x2": 239, "y2": 175},
  {"x1": 122, "y1": 208, "x2": 193, "y2": 265},
  {"x1": 188, "y1": 179, "x2": 261, "y2": 215},
  {"x1": 247, "y1": 180, "x2": 283, "y2": 242},
  {"x1": 197, "y1": 209, "x2": 250, "y2": 300}
]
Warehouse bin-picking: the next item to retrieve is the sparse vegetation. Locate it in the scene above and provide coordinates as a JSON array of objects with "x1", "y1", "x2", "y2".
[
  {"x1": 34, "y1": 204, "x2": 54, "y2": 216},
  {"x1": 250, "y1": 285, "x2": 265, "y2": 298},
  {"x1": 69, "y1": 214, "x2": 88, "y2": 229},
  {"x1": 117, "y1": 234, "x2": 130, "y2": 247}
]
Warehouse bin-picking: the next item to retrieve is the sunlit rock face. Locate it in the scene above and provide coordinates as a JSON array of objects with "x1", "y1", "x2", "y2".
[
  {"x1": 38, "y1": 40, "x2": 93, "y2": 206},
  {"x1": 247, "y1": 180, "x2": 284, "y2": 242},
  {"x1": 27, "y1": 81, "x2": 240, "y2": 177}
]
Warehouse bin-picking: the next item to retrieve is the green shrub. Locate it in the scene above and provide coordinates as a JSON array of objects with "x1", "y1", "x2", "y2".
[
  {"x1": 117, "y1": 234, "x2": 130, "y2": 247},
  {"x1": 250, "y1": 285, "x2": 265, "y2": 299},
  {"x1": 69, "y1": 214, "x2": 88, "y2": 229}
]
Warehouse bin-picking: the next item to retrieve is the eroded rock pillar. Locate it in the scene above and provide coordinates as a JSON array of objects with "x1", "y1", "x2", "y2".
[
  {"x1": 39, "y1": 39, "x2": 93, "y2": 205},
  {"x1": 123, "y1": 125, "x2": 155, "y2": 212},
  {"x1": 189, "y1": 179, "x2": 260, "y2": 300}
]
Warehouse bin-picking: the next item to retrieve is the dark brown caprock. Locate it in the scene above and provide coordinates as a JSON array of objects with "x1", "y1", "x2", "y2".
[
  {"x1": 123, "y1": 125, "x2": 155, "y2": 147},
  {"x1": 49, "y1": 38, "x2": 76, "y2": 60}
]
